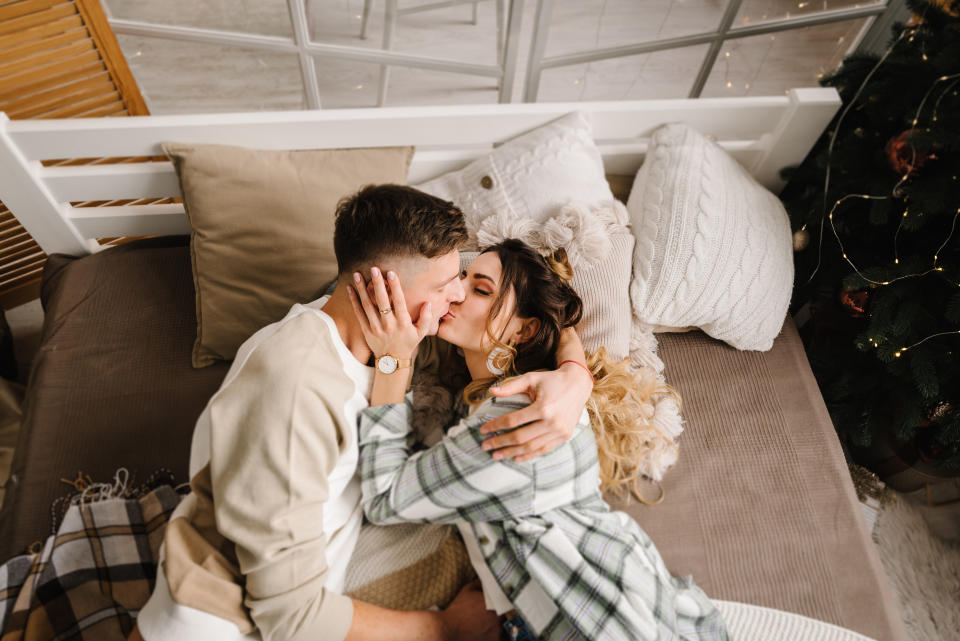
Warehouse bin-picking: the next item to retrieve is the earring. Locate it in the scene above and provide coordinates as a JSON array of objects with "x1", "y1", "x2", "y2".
[{"x1": 486, "y1": 345, "x2": 512, "y2": 376}]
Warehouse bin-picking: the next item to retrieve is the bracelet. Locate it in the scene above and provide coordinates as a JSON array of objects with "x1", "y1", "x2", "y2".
[{"x1": 558, "y1": 359, "x2": 594, "y2": 383}]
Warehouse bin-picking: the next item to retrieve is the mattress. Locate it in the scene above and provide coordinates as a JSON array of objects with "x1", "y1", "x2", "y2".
[{"x1": 0, "y1": 236, "x2": 908, "y2": 641}]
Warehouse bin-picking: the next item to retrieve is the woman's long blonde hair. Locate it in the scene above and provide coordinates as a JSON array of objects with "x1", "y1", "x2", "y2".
[{"x1": 463, "y1": 239, "x2": 681, "y2": 506}]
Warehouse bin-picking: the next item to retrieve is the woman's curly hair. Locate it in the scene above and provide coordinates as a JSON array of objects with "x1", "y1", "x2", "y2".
[{"x1": 464, "y1": 239, "x2": 681, "y2": 505}]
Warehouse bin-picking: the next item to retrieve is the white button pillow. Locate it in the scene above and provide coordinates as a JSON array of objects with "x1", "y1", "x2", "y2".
[
  {"x1": 627, "y1": 123, "x2": 794, "y2": 351},
  {"x1": 414, "y1": 111, "x2": 614, "y2": 249}
]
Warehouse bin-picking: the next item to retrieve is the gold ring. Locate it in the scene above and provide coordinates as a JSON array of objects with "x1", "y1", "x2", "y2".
[{"x1": 379, "y1": 308, "x2": 391, "y2": 315}]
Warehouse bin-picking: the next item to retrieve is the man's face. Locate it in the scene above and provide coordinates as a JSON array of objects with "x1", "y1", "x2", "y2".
[{"x1": 374, "y1": 250, "x2": 465, "y2": 335}]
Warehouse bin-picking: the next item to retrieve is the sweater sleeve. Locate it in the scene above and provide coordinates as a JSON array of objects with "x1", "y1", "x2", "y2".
[
  {"x1": 207, "y1": 314, "x2": 355, "y2": 641},
  {"x1": 358, "y1": 392, "x2": 538, "y2": 525}
]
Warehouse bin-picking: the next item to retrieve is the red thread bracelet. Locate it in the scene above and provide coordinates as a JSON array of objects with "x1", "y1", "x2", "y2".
[{"x1": 559, "y1": 360, "x2": 594, "y2": 383}]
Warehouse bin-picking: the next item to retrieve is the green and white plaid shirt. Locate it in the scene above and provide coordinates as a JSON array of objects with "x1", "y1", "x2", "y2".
[{"x1": 358, "y1": 392, "x2": 731, "y2": 641}]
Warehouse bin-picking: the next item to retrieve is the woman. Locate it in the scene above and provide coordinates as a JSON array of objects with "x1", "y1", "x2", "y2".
[{"x1": 347, "y1": 239, "x2": 731, "y2": 641}]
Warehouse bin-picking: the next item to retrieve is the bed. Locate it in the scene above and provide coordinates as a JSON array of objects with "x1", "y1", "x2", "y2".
[{"x1": 0, "y1": 91, "x2": 910, "y2": 641}]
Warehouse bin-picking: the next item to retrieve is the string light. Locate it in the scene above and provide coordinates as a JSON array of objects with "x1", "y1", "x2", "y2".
[
  {"x1": 894, "y1": 332, "x2": 960, "y2": 358},
  {"x1": 808, "y1": 23, "x2": 913, "y2": 284},
  {"x1": 805, "y1": 7, "x2": 960, "y2": 356},
  {"x1": 826, "y1": 201, "x2": 960, "y2": 287},
  {"x1": 810, "y1": 12, "x2": 954, "y2": 280}
]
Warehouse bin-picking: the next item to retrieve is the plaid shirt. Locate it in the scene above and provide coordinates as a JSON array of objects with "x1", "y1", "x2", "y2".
[{"x1": 359, "y1": 392, "x2": 731, "y2": 641}]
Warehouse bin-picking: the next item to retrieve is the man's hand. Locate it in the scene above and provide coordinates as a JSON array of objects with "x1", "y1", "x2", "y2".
[
  {"x1": 480, "y1": 362, "x2": 594, "y2": 462},
  {"x1": 437, "y1": 579, "x2": 500, "y2": 641}
]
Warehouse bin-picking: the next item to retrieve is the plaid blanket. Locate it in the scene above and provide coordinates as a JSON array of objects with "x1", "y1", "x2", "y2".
[{"x1": 0, "y1": 475, "x2": 182, "y2": 641}]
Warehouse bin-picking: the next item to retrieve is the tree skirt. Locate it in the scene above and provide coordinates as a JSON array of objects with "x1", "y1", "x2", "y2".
[{"x1": 856, "y1": 465, "x2": 960, "y2": 641}]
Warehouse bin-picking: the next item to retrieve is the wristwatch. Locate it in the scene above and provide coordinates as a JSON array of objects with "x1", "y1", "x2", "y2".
[{"x1": 375, "y1": 354, "x2": 412, "y2": 375}]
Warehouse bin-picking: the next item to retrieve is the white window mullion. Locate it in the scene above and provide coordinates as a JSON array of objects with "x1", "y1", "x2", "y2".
[
  {"x1": 688, "y1": 0, "x2": 745, "y2": 99},
  {"x1": 287, "y1": 0, "x2": 322, "y2": 109}
]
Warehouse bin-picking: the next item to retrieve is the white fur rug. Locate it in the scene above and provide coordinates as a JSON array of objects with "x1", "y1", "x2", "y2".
[{"x1": 871, "y1": 490, "x2": 960, "y2": 641}]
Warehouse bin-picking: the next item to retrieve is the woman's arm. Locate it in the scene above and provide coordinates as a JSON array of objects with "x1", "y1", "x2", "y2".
[{"x1": 358, "y1": 394, "x2": 538, "y2": 525}]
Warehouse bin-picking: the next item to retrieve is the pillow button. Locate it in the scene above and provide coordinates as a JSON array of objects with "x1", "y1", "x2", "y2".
[
  {"x1": 478, "y1": 535, "x2": 490, "y2": 545},
  {"x1": 480, "y1": 175, "x2": 494, "y2": 189}
]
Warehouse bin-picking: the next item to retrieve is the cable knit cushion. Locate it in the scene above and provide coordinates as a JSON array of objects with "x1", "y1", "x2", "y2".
[
  {"x1": 414, "y1": 111, "x2": 614, "y2": 249},
  {"x1": 627, "y1": 123, "x2": 794, "y2": 351}
]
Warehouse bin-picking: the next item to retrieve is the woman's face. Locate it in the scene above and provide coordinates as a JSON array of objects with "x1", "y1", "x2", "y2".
[{"x1": 437, "y1": 251, "x2": 522, "y2": 354}]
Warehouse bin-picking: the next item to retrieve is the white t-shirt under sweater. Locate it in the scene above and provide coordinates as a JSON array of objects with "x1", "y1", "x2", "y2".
[{"x1": 138, "y1": 295, "x2": 373, "y2": 641}]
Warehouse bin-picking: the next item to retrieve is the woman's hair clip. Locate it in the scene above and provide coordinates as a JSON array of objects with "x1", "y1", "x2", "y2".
[{"x1": 542, "y1": 247, "x2": 574, "y2": 282}]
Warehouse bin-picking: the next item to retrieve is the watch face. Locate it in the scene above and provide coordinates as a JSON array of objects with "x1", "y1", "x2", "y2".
[{"x1": 377, "y1": 355, "x2": 398, "y2": 374}]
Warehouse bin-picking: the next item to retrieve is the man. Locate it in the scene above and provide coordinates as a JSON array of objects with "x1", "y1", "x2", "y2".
[{"x1": 136, "y1": 185, "x2": 594, "y2": 641}]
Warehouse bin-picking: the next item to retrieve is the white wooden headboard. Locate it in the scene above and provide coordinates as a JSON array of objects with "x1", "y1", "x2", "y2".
[{"x1": 0, "y1": 87, "x2": 840, "y2": 257}]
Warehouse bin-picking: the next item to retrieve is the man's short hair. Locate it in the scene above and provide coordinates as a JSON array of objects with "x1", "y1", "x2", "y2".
[{"x1": 333, "y1": 184, "x2": 468, "y2": 275}]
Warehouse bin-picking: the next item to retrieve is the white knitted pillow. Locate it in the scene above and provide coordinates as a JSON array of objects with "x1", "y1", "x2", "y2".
[
  {"x1": 627, "y1": 123, "x2": 794, "y2": 351},
  {"x1": 414, "y1": 111, "x2": 614, "y2": 249}
]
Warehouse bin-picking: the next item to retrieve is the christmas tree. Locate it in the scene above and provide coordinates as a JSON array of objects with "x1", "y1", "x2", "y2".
[{"x1": 779, "y1": 0, "x2": 960, "y2": 471}]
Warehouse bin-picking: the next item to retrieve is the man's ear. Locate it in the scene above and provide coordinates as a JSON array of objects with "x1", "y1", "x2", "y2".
[{"x1": 515, "y1": 318, "x2": 540, "y2": 345}]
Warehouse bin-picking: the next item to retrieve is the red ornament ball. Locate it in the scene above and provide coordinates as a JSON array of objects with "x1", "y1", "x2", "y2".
[
  {"x1": 839, "y1": 288, "x2": 870, "y2": 317},
  {"x1": 886, "y1": 129, "x2": 936, "y2": 177}
]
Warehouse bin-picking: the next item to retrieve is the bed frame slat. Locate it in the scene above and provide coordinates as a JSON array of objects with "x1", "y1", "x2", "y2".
[
  {"x1": 0, "y1": 89, "x2": 841, "y2": 257},
  {"x1": 4, "y1": 90, "x2": 839, "y2": 162}
]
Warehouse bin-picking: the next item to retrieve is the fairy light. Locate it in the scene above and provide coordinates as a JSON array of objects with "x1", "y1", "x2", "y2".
[
  {"x1": 894, "y1": 331, "x2": 960, "y2": 358},
  {"x1": 827, "y1": 199, "x2": 960, "y2": 287},
  {"x1": 932, "y1": 208, "x2": 960, "y2": 270},
  {"x1": 931, "y1": 77, "x2": 960, "y2": 120},
  {"x1": 808, "y1": 25, "x2": 913, "y2": 284},
  {"x1": 804, "y1": 9, "x2": 960, "y2": 357},
  {"x1": 893, "y1": 208, "x2": 907, "y2": 265},
  {"x1": 808, "y1": 15, "x2": 953, "y2": 286}
]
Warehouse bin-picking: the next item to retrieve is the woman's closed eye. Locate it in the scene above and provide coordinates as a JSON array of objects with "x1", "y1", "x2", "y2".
[{"x1": 461, "y1": 269, "x2": 491, "y2": 295}]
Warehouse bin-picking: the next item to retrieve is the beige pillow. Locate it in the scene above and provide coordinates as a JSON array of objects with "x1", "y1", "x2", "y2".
[{"x1": 163, "y1": 143, "x2": 415, "y2": 367}]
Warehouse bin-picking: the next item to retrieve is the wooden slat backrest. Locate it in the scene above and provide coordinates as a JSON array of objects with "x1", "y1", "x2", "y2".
[{"x1": 0, "y1": 0, "x2": 149, "y2": 309}]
